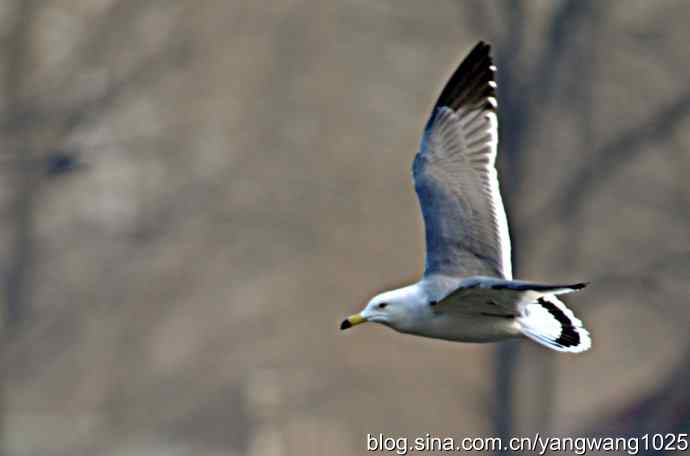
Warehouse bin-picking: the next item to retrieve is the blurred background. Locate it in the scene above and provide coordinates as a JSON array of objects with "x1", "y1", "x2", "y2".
[{"x1": 0, "y1": 0, "x2": 689, "y2": 455}]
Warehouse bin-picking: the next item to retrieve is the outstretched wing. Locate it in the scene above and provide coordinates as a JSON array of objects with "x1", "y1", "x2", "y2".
[{"x1": 413, "y1": 41, "x2": 512, "y2": 279}]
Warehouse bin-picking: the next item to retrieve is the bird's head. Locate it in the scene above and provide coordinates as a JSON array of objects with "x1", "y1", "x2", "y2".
[{"x1": 340, "y1": 287, "x2": 419, "y2": 332}]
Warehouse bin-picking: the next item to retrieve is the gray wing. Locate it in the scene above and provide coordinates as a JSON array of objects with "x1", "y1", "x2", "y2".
[
  {"x1": 413, "y1": 42, "x2": 512, "y2": 279},
  {"x1": 432, "y1": 277, "x2": 587, "y2": 316}
]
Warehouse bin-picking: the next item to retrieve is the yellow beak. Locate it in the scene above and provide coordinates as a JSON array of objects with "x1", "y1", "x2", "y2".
[{"x1": 340, "y1": 313, "x2": 366, "y2": 330}]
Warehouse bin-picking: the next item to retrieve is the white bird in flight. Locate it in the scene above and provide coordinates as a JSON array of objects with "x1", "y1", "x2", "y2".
[{"x1": 340, "y1": 41, "x2": 591, "y2": 353}]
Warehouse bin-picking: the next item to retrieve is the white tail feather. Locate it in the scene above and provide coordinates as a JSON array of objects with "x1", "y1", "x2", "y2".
[{"x1": 518, "y1": 294, "x2": 591, "y2": 353}]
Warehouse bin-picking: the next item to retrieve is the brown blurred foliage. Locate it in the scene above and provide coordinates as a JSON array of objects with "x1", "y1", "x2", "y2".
[{"x1": 0, "y1": 1, "x2": 689, "y2": 455}]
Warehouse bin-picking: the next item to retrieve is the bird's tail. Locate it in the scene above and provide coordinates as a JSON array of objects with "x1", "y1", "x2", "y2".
[{"x1": 517, "y1": 293, "x2": 591, "y2": 353}]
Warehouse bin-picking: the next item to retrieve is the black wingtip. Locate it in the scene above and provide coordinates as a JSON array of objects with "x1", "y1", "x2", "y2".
[
  {"x1": 489, "y1": 281, "x2": 589, "y2": 292},
  {"x1": 431, "y1": 40, "x2": 497, "y2": 117},
  {"x1": 475, "y1": 40, "x2": 492, "y2": 53}
]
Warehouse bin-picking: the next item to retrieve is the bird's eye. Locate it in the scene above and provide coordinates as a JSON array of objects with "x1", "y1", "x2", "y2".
[{"x1": 378, "y1": 303, "x2": 388, "y2": 309}]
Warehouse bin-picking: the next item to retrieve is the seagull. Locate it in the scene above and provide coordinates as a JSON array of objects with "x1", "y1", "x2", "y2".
[{"x1": 340, "y1": 42, "x2": 591, "y2": 353}]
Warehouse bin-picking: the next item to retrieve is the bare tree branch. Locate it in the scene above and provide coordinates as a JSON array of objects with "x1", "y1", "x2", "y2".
[
  {"x1": 2, "y1": 0, "x2": 39, "y2": 331},
  {"x1": 493, "y1": 1, "x2": 526, "y2": 447},
  {"x1": 47, "y1": 0, "x2": 171, "y2": 99},
  {"x1": 492, "y1": 1, "x2": 599, "y2": 445},
  {"x1": 530, "y1": 0, "x2": 594, "y2": 103},
  {"x1": 1, "y1": 2, "x2": 40, "y2": 455},
  {"x1": 56, "y1": 39, "x2": 190, "y2": 140},
  {"x1": 531, "y1": 91, "x2": 690, "y2": 223}
]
